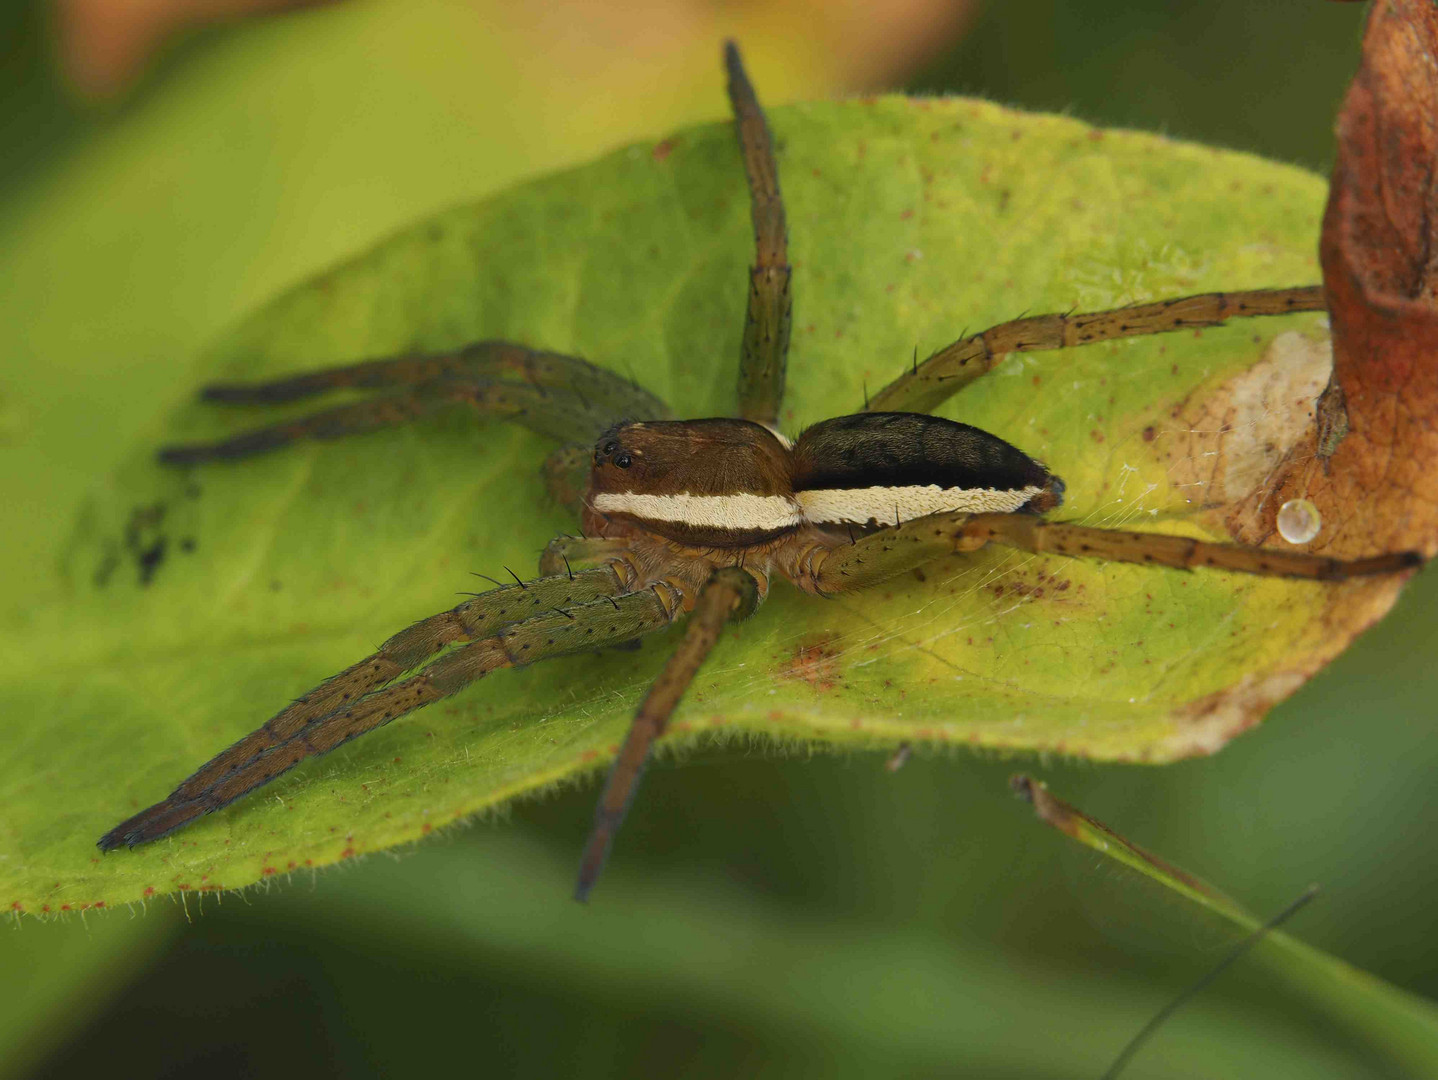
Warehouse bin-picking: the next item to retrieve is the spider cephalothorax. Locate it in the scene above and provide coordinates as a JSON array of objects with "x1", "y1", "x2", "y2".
[{"x1": 99, "y1": 43, "x2": 1421, "y2": 899}]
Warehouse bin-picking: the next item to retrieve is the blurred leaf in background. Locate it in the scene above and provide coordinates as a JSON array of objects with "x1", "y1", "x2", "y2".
[
  {"x1": 53, "y1": 0, "x2": 332, "y2": 101},
  {"x1": 4, "y1": 1, "x2": 1438, "y2": 1079}
]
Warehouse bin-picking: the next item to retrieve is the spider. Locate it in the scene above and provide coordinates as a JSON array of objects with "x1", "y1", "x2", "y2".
[{"x1": 98, "y1": 43, "x2": 1421, "y2": 900}]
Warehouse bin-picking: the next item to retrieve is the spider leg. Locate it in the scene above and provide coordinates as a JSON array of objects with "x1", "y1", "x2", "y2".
[
  {"x1": 160, "y1": 379, "x2": 613, "y2": 464},
  {"x1": 725, "y1": 41, "x2": 792, "y2": 429},
  {"x1": 98, "y1": 551, "x2": 643, "y2": 850},
  {"x1": 575, "y1": 565, "x2": 761, "y2": 901},
  {"x1": 967, "y1": 514, "x2": 1424, "y2": 580},
  {"x1": 160, "y1": 341, "x2": 671, "y2": 465},
  {"x1": 867, "y1": 285, "x2": 1326, "y2": 415},
  {"x1": 784, "y1": 510, "x2": 1420, "y2": 596},
  {"x1": 197, "y1": 340, "x2": 668, "y2": 421}
]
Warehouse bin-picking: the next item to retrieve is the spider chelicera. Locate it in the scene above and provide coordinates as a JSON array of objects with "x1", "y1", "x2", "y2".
[{"x1": 99, "y1": 43, "x2": 1421, "y2": 899}]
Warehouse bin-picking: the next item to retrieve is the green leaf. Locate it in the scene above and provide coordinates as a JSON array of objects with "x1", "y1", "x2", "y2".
[
  {"x1": 1011, "y1": 775, "x2": 1438, "y2": 1076},
  {"x1": 2, "y1": 98, "x2": 1391, "y2": 907},
  {"x1": 233, "y1": 831, "x2": 1423, "y2": 1078}
]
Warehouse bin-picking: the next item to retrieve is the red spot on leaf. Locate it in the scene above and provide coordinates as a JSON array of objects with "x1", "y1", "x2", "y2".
[{"x1": 778, "y1": 634, "x2": 841, "y2": 691}]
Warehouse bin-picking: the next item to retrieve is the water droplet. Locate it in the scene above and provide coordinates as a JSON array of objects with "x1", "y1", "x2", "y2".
[{"x1": 1277, "y1": 499, "x2": 1321, "y2": 544}]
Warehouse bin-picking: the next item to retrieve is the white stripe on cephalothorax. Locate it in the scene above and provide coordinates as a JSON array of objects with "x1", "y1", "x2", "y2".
[
  {"x1": 797, "y1": 484, "x2": 1044, "y2": 525},
  {"x1": 593, "y1": 491, "x2": 804, "y2": 532}
]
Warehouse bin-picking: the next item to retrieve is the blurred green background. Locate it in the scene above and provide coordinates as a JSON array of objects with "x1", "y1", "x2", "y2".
[{"x1": 4, "y1": 1, "x2": 1436, "y2": 1077}]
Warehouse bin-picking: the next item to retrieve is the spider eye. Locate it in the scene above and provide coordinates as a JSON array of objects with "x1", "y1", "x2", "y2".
[
  {"x1": 601, "y1": 440, "x2": 619, "y2": 455},
  {"x1": 614, "y1": 453, "x2": 632, "y2": 469}
]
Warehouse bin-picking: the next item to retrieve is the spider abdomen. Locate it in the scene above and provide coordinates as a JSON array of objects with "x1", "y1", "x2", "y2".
[{"x1": 792, "y1": 412, "x2": 1063, "y2": 526}]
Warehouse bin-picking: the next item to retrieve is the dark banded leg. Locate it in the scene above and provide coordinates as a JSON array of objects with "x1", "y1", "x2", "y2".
[
  {"x1": 788, "y1": 509, "x2": 1420, "y2": 596},
  {"x1": 575, "y1": 566, "x2": 761, "y2": 901},
  {"x1": 970, "y1": 514, "x2": 1423, "y2": 580},
  {"x1": 198, "y1": 340, "x2": 669, "y2": 421},
  {"x1": 98, "y1": 555, "x2": 637, "y2": 850},
  {"x1": 868, "y1": 286, "x2": 1326, "y2": 415},
  {"x1": 161, "y1": 380, "x2": 613, "y2": 464},
  {"x1": 725, "y1": 41, "x2": 793, "y2": 429}
]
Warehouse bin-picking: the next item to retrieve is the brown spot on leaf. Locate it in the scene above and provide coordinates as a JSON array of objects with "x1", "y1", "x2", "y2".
[
  {"x1": 1171, "y1": 671, "x2": 1306, "y2": 755},
  {"x1": 778, "y1": 634, "x2": 841, "y2": 692},
  {"x1": 1170, "y1": 331, "x2": 1331, "y2": 517}
]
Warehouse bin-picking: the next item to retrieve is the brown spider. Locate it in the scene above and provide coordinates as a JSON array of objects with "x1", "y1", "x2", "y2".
[{"x1": 98, "y1": 43, "x2": 1421, "y2": 899}]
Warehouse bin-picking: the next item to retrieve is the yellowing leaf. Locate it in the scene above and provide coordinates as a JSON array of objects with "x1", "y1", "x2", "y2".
[{"x1": 2, "y1": 97, "x2": 1401, "y2": 909}]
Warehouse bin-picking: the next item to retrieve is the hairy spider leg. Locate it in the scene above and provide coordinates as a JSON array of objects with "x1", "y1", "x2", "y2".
[
  {"x1": 784, "y1": 510, "x2": 1420, "y2": 597},
  {"x1": 99, "y1": 566, "x2": 681, "y2": 851},
  {"x1": 161, "y1": 342, "x2": 669, "y2": 464},
  {"x1": 196, "y1": 340, "x2": 669, "y2": 418},
  {"x1": 576, "y1": 566, "x2": 761, "y2": 901},
  {"x1": 189, "y1": 561, "x2": 627, "y2": 792},
  {"x1": 161, "y1": 381, "x2": 619, "y2": 465},
  {"x1": 969, "y1": 514, "x2": 1423, "y2": 579},
  {"x1": 101, "y1": 543, "x2": 630, "y2": 848},
  {"x1": 868, "y1": 285, "x2": 1326, "y2": 415},
  {"x1": 726, "y1": 41, "x2": 793, "y2": 428}
]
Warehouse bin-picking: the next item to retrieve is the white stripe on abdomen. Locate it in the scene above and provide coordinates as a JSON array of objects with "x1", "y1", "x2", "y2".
[
  {"x1": 797, "y1": 484, "x2": 1042, "y2": 525},
  {"x1": 593, "y1": 491, "x2": 804, "y2": 532}
]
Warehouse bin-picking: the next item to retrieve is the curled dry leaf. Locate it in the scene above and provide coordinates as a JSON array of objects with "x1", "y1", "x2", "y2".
[
  {"x1": 1233, "y1": 0, "x2": 1438, "y2": 556},
  {"x1": 1191, "y1": 0, "x2": 1438, "y2": 735}
]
